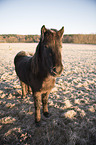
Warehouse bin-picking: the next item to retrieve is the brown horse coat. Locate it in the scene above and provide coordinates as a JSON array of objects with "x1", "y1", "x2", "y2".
[{"x1": 14, "y1": 25, "x2": 64, "y2": 124}]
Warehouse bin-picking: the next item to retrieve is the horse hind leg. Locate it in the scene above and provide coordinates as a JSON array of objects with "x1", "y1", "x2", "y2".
[
  {"x1": 28, "y1": 86, "x2": 32, "y2": 95},
  {"x1": 20, "y1": 81, "x2": 27, "y2": 98}
]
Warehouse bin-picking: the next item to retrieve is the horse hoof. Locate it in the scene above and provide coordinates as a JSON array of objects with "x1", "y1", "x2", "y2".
[{"x1": 43, "y1": 112, "x2": 51, "y2": 118}]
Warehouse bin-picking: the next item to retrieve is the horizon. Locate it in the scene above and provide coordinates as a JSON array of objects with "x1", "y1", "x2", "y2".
[
  {"x1": 0, "y1": 33, "x2": 96, "y2": 35},
  {"x1": 0, "y1": 0, "x2": 96, "y2": 35}
]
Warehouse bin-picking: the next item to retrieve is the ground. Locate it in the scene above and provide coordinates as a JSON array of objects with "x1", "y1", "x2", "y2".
[{"x1": 0, "y1": 43, "x2": 96, "y2": 145}]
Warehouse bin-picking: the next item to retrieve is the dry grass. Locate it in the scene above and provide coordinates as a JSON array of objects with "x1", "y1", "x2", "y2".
[{"x1": 0, "y1": 43, "x2": 96, "y2": 145}]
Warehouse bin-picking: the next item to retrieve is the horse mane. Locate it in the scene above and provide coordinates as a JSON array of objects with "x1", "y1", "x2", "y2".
[{"x1": 31, "y1": 40, "x2": 44, "y2": 76}]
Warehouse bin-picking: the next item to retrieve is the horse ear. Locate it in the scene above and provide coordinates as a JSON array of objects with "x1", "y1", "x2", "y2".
[
  {"x1": 41, "y1": 25, "x2": 47, "y2": 41},
  {"x1": 57, "y1": 26, "x2": 64, "y2": 37}
]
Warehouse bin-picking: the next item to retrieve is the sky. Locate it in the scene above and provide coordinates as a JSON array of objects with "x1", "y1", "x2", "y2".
[{"x1": 0, "y1": 0, "x2": 96, "y2": 35}]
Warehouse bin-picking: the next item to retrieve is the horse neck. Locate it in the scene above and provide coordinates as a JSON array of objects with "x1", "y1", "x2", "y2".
[
  {"x1": 31, "y1": 42, "x2": 48, "y2": 77},
  {"x1": 31, "y1": 42, "x2": 42, "y2": 75}
]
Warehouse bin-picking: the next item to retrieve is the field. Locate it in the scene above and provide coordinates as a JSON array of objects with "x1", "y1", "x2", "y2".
[{"x1": 0, "y1": 43, "x2": 96, "y2": 145}]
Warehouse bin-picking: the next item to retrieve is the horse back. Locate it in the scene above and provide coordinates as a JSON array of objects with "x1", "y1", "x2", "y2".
[{"x1": 14, "y1": 51, "x2": 33, "y2": 84}]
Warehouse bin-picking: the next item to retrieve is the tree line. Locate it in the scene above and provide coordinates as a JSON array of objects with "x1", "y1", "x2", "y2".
[{"x1": 0, "y1": 34, "x2": 96, "y2": 44}]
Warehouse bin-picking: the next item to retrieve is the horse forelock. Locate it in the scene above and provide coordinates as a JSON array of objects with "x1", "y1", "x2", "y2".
[{"x1": 50, "y1": 29, "x2": 57, "y2": 33}]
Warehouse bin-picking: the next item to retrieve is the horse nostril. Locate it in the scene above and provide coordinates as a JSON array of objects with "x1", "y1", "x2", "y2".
[
  {"x1": 56, "y1": 65, "x2": 63, "y2": 74},
  {"x1": 51, "y1": 65, "x2": 63, "y2": 76}
]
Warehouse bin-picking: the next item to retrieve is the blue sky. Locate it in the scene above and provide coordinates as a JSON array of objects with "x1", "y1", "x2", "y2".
[{"x1": 0, "y1": 0, "x2": 96, "y2": 34}]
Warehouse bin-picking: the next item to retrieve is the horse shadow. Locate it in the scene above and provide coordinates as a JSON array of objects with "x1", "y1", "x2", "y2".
[{"x1": 0, "y1": 77, "x2": 96, "y2": 145}]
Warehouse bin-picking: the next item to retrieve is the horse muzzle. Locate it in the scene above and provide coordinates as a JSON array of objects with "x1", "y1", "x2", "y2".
[{"x1": 50, "y1": 65, "x2": 64, "y2": 76}]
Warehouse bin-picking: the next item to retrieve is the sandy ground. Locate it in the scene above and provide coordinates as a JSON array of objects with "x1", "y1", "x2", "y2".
[{"x1": 0, "y1": 43, "x2": 96, "y2": 145}]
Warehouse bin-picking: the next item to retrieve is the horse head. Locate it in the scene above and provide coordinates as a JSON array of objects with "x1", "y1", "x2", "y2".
[{"x1": 39, "y1": 25, "x2": 64, "y2": 76}]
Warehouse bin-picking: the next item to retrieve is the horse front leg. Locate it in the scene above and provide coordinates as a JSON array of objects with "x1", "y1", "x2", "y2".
[
  {"x1": 33, "y1": 92, "x2": 41, "y2": 125},
  {"x1": 42, "y1": 92, "x2": 50, "y2": 118}
]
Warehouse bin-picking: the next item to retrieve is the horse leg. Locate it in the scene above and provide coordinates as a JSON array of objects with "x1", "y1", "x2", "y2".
[
  {"x1": 20, "y1": 81, "x2": 26, "y2": 98},
  {"x1": 24, "y1": 84, "x2": 32, "y2": 95},
  {"x1": 42, "y1": 92, "x2": 50, "y2": 118},
  {"x1": 28, "y1": 86, "x2": 32, "y2": 95},
  {"x1": 33, "y1": 92, "x2": 41, "y2": 125}
]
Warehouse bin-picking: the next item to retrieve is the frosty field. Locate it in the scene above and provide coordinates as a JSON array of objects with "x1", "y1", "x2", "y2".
[{"x1": 0, "y1": 43, "x2": 96, "y2": 145}]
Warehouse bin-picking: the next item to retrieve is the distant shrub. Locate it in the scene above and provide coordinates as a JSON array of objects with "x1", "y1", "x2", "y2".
[{"x1": 0, "y1": 34, "x2": 96, "y2": 44}]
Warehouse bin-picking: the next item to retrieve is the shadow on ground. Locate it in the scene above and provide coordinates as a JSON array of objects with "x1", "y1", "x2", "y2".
[{"x1": 0, "y1": 77, "x2": 96, "y2": 145}]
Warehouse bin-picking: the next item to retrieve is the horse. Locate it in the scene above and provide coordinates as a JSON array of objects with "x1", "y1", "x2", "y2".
[{"x1": 14, "y1": 25, "x2": 64, "y2": 125}]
